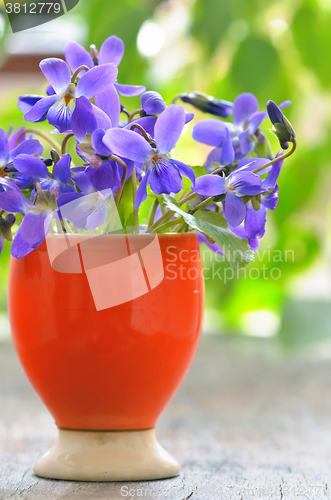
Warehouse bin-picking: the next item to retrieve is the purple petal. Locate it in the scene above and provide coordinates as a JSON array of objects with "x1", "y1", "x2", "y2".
[
  {"x1": 205, "y1": 147, "x2": 222, "y2": 171},
  {"x1": 194, "y1": 174, "x2": 226, "y2": 196},
  {"x1": 238, "y1": 185, "x2": 267, "y2": 196},
  {"x1": 86, "y1": 199, "x2": 109, "y2": 231},
  {"x1": 71, "y1": 96, "x2": 98, "y2": 142},
  {"x1": 233, "y1": 93, "x2": 259, "y2": 126},
  {"x1": 99, "y1": 35, "x2": 125, "y2": 66},
  {"x1": 8, "y1": 139, "x2": 43, "y2": 162},
  {"x1": 238, "y1": 129, "x2": 255, "y2": 156},
  {"x1": 0, "y1": 129, "x2": 9, "y2": 166},
  {"x1": 8, "y1": 128, "x2": 25, "y2": 149},
  {"x1": 0, "y1": 189, "x2": 33, "y2": 213},
  {"x1": 11, "y1": 229, "x2": 36, "y2": 259},
  {"x1": 155, "y1": 104, "x2": 185, "y2": 154},
  {"x1": 95, "y1": 86, "x2": 121, "y2": 128},
  {"x1": 92, "y1": 129, "x2": 112, "y2": 157},
  {"x1": 134, "y1": 169, "x2": 151, "y2": 209},
  {"x1": 24, "y1": 95, "x2": 57, "y2": 122},
  {"x1": 114, "y1": 83, "x2": 146, "y2": 97},
  {"x1": 39, "y1": 58, "x2": 71, "y2": 94},
  {"x1": 18, "y1": 95, "x2": 46, "y2": 121},
  {"x1": 192, "y1": 119, "x2": 226, "y2": 147},
  {"x1": 13, "y1": 154, "x2": 50, "y2": 180},
  {"x1": 221, "y1": 128, "x2": 235, "y2": 166},
  {"x1": 92, "y1": 104, "x2": 112, "y2": 131},
  {"x1": 103, "y1": 128, "x2": 152, "y2": 163},
  {"x1": 76, "y1": 64, "x2": 118, "y2": 99},
  {"x1": 149, "y1": 161, "x2": 183, "y2": 195},
  {"x1": 128, "y1": 116, "x2": 157, "y2": 138},
  {"x1": 228, "y1": 170, "x2": 263, "y2": 194},
  {"x1": 171, "y1": 159, "x2": 195, "y2": 187},
  {"x1": 86, "y1": 162, "x2": 121, "y2": 192},
  {"x1": 46, "y1": 85, "x2": 56, "y2": 96},
  {"x1": 141, "y1": 91, "x2": 166, "y2": 115},
  {"x1": 261, "y1": 185, "x2": 279, "y2": 210},
  {"x1": 47, "y1": 98, "x2": 75, "y2": 134},
  {"x1": 237, "y1": 158, "x2": 270, "y2": 174},
  {"x1": 224, "y1": 191, "x2": 246, "y2": 227},
  {"x1": 64, "y1": 40, "x2": 93, "y2": 75},
  {"x1": 20, "y1": 211, "x2": 52, "y2": 246},
  {"x1": 53, "y1": 154, "x2": 71, "y2": 184},
  {"x1": 248, "y1": 111, "x2": 267, "y2": 134},
  {"x1": 244, "y1": 203, "x2": 267, "y2": 239},
  {"x1": 185, "y1": 112, "x2": 194, "y2": 124},
  {"x1": 263, "y1": 159, "x2": 283, "y2": 190},
  {"x1": 72, "y1": 172, "x2": 94, "y2": 193}
]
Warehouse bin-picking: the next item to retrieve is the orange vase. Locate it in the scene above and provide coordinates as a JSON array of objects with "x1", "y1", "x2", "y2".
[{"x1": 8, "y1": 233, "x2": 204, "y2": 481}]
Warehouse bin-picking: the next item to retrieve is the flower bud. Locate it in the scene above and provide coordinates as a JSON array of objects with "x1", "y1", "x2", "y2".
[
  {"x1": 51, "y1": 149, "x2": 60, "y2": 164},
  {"x1": 90, "y1": 44, "x2": 99, "y2": 64},
  {"x1": 267, "y1": 100, "x2": 296, "y2": 149},
  {"x1": 141, "y1": 91, "x2": 166, "y2": 115},
  {"x1": 0, "y1": 213, "x2": 15, "y2": 242},
  {"x1": 179, "y1": 92, "x2": 233, "y2": 118}
]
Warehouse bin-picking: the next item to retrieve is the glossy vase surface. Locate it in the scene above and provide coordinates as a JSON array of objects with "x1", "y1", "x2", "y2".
[{"x1": 8, "y1": 233, "x2": 204, "y2": 481}]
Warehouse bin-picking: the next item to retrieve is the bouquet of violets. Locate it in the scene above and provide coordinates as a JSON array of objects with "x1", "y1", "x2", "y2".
[{"x1": 0, "y1": 35, "x2": 297, "y2": 269}]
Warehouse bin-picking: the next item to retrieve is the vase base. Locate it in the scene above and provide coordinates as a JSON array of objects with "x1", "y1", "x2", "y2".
[{"x1": 33, "y1": 428, "x2": 180, "y2": 482}]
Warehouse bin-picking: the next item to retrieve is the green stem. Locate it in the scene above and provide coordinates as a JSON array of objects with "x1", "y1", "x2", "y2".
[
  {"x1": 61, "y1": 133, "x2": 74, "y2": 156},
  {"x1": 153, "y1": 216, "x2": 184, "y2": 233},
  {"x1": 110, "y1": 155, "x2": 128, "y2": 208},
  {"x1": 148, "y1": 198, "x2": 159, "y2": 227},
  {"x1": 190, "y1": 197, "x2": 214, "y2": 215},
  {"x1": 252, "y1": 141, "x2": 297, "y2": 174},
  {"x1": 16, "y1": 129, "x2": 61, "y2": 153},
  {"x1": 131, "y1": 166, "x2": 139, "y2": 232},
  {"x1": 128, "y1": 109, "x2": 141, "y2": 122},
  {"x1": 71, "y1": 65, "x2": 90, "y2": 82}
]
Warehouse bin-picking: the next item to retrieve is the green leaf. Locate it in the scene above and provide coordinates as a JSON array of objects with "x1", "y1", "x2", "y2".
[
  {"x1": 117, "y1": 179, "x2": 135, "y2": 231},
  {"x1": 161, "y1": 195, "x2": 254, "y2": 269}
]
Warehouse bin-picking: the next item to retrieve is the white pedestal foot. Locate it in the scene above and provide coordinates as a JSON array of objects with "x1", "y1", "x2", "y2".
[{"x1": 34, "y1": 428, "x2": 180, "y2": 482}]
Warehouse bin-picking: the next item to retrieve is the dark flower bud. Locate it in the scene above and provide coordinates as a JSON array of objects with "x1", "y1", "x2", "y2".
[
  {"x1": 0, "y1": 213, "x2": 16, "y2": 242},
  {"x1": 51, "y1": 149, "x2": 60, "y2": 164},
  {"x1": 267, "y1": 100, "x2": 296, "y2": 149},
  {"x1": 179, "y1": 92, "x2": 233, "y2": 118}
]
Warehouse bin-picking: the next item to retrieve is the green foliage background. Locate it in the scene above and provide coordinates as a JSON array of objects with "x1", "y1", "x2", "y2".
[{"x1": 0, "y1": 0, "x2": 330, "y2": 343}]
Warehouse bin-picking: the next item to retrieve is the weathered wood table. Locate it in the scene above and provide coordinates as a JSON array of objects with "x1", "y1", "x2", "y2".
[{"x1": 1, "y1": 334, "x2": 331, "y2": 500}]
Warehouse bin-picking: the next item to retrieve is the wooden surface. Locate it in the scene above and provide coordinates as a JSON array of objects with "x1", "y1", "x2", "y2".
[{"x1": 2, "y1": 335, "x2": 331, "y2": 499}]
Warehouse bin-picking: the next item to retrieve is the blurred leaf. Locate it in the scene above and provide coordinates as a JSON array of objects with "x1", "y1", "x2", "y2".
[
  {"x1": 279, "y1": 300, "x2": 331, "y2": 347},
  {"x1": 192, "y1": 0, "x2": 232, "y2": 54},
  {"x1": 230, "y1": 36, "x2": 282, "y2": 101},
  {"x1": 292, "y1": 5, "x2": 331, "y2": 89}
]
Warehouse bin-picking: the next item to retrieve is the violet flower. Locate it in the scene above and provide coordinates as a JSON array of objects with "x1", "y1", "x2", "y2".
[
  {"x1": 0, "y1": 128, "x2": 43, "y2": 190},
  {"x1": 103, "y1": 104, "x2": 196, "y2": 208},
  {"x1": 21, "y1": 58, "x2": 118, "y2": 133},
  {"x1": 193, "y1": 93, "x2": 291, "y2": 159},
  {"x1": 267, "y1": 100, "x2": 296, "y2": 149},
  {"x1": 193, "y1": 168, "x2": 266, "y2": 227},
  {"x1": 13, "y1": 154, "x2": 76, "y2": 195},
  {"x1": 0, "y1": 178, "x2": 57, "y2": 258}
]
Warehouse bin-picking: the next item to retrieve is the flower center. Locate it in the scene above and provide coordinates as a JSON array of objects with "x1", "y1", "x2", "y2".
[
  {"x1": 64, "y1": 94, "x2": 73, "y2": 106},
  {"x1": 152, "y1": 155, "x2": 159, "y2": 162}
]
